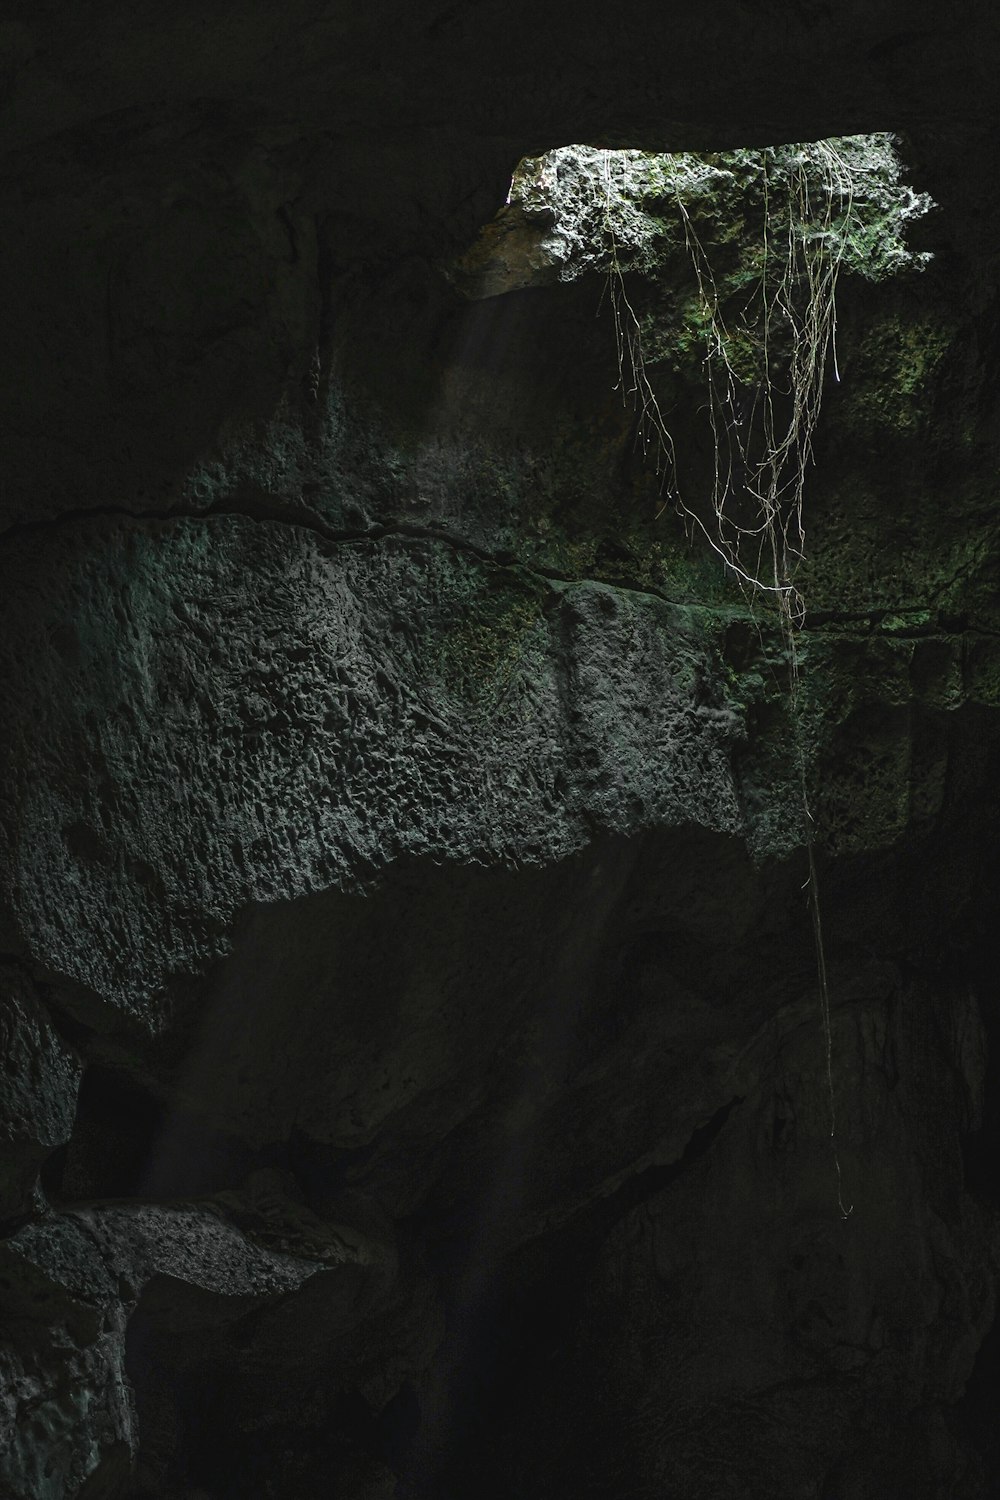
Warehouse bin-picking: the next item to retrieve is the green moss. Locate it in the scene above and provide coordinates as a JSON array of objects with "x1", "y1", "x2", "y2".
[
  {"x1": 434, "y1": 581, "x2": 545, "y2": 716},
  {"x1": 964, "y1": 637, "x2": 1000, "y2": 707},
  {"x1": 879, "y1": 611, "x2": 932, "y2": 633},
  {"x1": 839, "y1": 314, "x2": 953, "y2": 435}
]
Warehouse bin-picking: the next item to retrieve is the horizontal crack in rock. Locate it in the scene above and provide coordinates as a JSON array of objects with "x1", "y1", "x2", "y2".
[{"x1": 3, "y1": 498, "x2": 994, "y2": 638}]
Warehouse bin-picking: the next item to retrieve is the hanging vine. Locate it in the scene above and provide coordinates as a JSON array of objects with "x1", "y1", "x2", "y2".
[
  {"x1": 589, "y1": 136, "x2": 931, "y2": 1218},
  {"x1": 458, "y1": 135, "x2": 932, "y2": 1216}
]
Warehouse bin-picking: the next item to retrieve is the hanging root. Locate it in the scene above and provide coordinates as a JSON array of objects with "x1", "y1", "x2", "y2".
[
  {"x1": 601, "y1": 152, "x2": 680, "y2": 487},
  {"x1": 600, "y1": 140, "x2": 861, "y2": 632},
  {"x1": 805, "y1": 837, "x2": 854, "y2": 1221},
  {"x1": 787, "y1": 632, "x2": 854, "y2": 1220},
  {"x1": 601, "y1": 141, "x2": 862, "y2": 1216}
]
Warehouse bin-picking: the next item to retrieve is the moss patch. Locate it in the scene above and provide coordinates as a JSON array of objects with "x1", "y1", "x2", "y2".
[
  {"x1": 433, "y1": 576, "x2": 546, "y2": 717},
  {"x1": 838, "y1": 312, "x2": 954, "y2": 436}
]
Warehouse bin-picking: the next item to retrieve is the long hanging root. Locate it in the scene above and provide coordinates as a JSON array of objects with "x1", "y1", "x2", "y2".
[
  {"x1": 602, "y1": 153, "x2": 680, "y2": 487},
  {"x1": 805, "y1": 837, "x2": 854, "y2": 1220},
  {"x1": 667, "y1": 141, "x2": 853, "y2": 630},
  {"x1": 602, "y1": 142, "x2": 858, "y2": 1216},
  {"x1": 787, "y1": 631, "x2": 853, "y2": 1221}
]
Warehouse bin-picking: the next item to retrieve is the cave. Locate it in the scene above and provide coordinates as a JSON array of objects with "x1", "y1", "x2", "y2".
[{"x1": 1, "y1": 6, "x2": 999, "y2": 1498}]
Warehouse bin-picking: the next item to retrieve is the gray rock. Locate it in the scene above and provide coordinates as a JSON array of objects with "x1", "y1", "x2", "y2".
[
  {"x1": 0, "y1": 1192, "x2": 392, "y2": 1499},
  {"x1": 0, "y1": 517, "x2": 743, "y2": 1022},
  {"x1": 0, "y1": 967, "x2": 82, "y2": 1221}
]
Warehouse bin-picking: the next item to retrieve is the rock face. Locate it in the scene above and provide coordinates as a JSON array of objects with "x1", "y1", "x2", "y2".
[
  {"x1": 0, "y1": 969, "x2": 82, "y2": 1223},
  {"x1": 2, "y1": 6, "x2": 1000, "y2": 1499}
]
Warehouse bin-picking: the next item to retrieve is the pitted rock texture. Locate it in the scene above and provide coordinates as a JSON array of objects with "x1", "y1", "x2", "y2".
[
  {"x1": 0, "y1": 1188, "x2": 398, "y2": 1499},
  {"x1": 0, "y1": 968, "x2": 81, "y2": 1222},
  {"x1": 0, "y1": 515, "x2": 744, "y2": 1017}
]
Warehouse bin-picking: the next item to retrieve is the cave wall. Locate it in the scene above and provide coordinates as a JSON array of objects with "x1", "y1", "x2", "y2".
[{"x1": 2, "y1": 6, "x2": 1000, "y2": 1498}]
